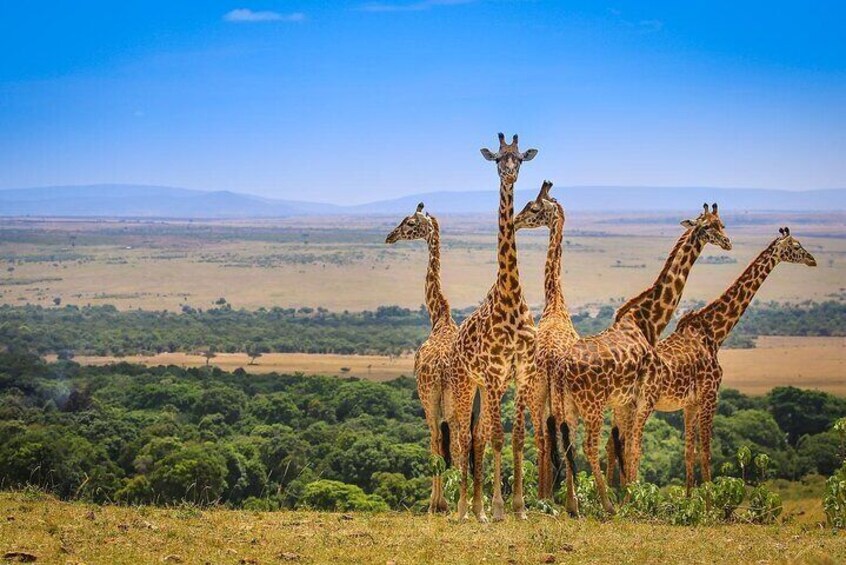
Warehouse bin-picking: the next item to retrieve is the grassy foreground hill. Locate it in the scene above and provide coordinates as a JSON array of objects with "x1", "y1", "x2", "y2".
[{"x1": 1, "y1": 493, "x2": 844, "y2": 564}]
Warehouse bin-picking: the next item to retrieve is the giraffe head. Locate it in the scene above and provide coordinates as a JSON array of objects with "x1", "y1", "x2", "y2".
[
  {"x1": 385, "y1": 202, "x2": 435, "y2": 244},
  {"x1": 680, "y1": 203, "x2": 732, "y2": 250},
  {"x1": 773, "y1": 227, "x2": 817, "y2": 266},
  {"x1": 515, "y1": 180, "x2": 563, "y2": 230},
  {"x1": 480, "y1": 133, "x2": 538, "y2": 183}
]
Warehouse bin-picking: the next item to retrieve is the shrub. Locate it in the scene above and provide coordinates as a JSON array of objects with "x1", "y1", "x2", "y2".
[
  {"x1": 746, "y1": 485, "x2": 782, "y2": 524},
  {"x1": 707, "y1": 477, "x2": 745, "y2": 520},
  {"x1": 299, "y1": 479, "x2": 388, "y2": 512},
  {"x1": 824, "y1": 462, "x2": 846, "y2": 529}
]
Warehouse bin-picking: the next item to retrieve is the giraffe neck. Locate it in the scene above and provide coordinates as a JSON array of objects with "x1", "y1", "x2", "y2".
[
  {"x1": 682, "y1": 241, "x2": 779, "y2": 345},
  {"x1": 542, "y1": 204, "x2": 571, "y2": 321},
  {"x1": 616, "y1": 228, "x2": 705, "y2": 344},
  {"x1": 424, "y1": 217, "x2": 451, "y2": 327},
  {"x1": 495, "y1": 177, "x2": 521, "y2": 305}
]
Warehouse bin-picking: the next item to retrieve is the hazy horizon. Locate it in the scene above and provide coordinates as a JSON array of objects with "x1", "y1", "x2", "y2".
[{"x1": 2, "y1": 2, "x2": 845, "y2": 204}]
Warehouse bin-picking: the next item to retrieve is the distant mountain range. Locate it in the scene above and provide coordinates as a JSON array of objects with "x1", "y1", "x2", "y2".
[{"x1": 0, "y1": 184, "x2": 843, "y2": 218}]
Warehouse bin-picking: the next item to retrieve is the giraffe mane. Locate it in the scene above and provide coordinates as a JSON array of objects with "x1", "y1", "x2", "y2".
[{"x1": 614, "y1": 227, "x2": 693, "y2": 322}]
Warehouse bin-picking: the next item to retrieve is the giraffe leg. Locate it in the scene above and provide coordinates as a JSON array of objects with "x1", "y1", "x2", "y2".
[
  {"x1": 454, "y1": 369, "x2": 474, "y2": 521},
  {"x1": 511, "y1": 381, "x2": 527, "y2": 519},
  {"x1": 419, "y1": 382, "x2": 443, "y2": 514},
  {"x1": 486, "y1": 384, "x2": 507, "y2": 522},
  {"x1": 698, "y1": 392, "x2": 718, "y2": 486},
  {"x1": 528, "y1": 365, "x2": 550, "y2": 501},
  {"x1": 472, "y1": 390, "x2": 488, "y2": 522},
  {"x1": 624, "y1": 356, "x2": 663, "y2": 487},
  {"x1": 584, "y1": 414, "x2": 615, "y2": 515},
  {"x1": 683, "y1": 404, "x2": 699, "y2": 496},
  {"x1": 562, "y1": 410, "x2": 580, "y2": 516}
]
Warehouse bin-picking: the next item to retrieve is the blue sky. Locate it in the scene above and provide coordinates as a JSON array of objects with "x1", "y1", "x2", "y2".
[{"x1": 1, "y1": 1, "x2": 844, "y2": 204}]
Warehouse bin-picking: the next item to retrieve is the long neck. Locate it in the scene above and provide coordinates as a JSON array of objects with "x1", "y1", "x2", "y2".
[
  {"x1": 542, "y1": 205, "x2": 570, "y2": 319},
  {"x1": 616, "y1": 229, "x2": 705, "y2": 344},
  {"x1": 686, "y1": 242, "x2": 779, "y2": 346},
  {"x1": 424, "y1": 218, "x2": 451, "y2": 327},
  {"x1": 496, "y1": 177, "x2": 521, "y2": 301}
]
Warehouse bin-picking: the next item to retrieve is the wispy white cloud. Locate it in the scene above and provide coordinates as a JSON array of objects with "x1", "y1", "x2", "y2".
[
  {"x1": 223, "y1": 9, "x2": 306, "y2": 23},
  {"x1": 359, "y1": 0, "x2": 475, "y2": 13},
  {"x1": 607, "y1": 8, "x2": 663, "y2": 33}
]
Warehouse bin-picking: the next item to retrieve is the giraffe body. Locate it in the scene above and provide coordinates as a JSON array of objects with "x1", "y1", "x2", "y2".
[
  {"x1": 553, "y1": 204, "x2": 732, "y2": 513},
  {"x1": 607, "y1": 228, "x2": 817, "y2": 493},
  {"x1": 514, "y1": 181, "x2": 579, "y2": 508},
  {"x1": 451, "y1": 133, "x2": 538, "y2": 522},
  {"x1": 386, "y1": 205, "x2": 463, "y2": 512}
]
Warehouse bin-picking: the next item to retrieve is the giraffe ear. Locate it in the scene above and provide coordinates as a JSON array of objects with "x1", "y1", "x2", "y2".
[
  {"x1": 680, "y1": 219, "x2": 697, "y2": 228},
  {"x1": 480, "y1": 148, "x2": 499, "y2": 161},
  {"x1": 522, "y1": 149, "x2": 539, "y2": 161}
]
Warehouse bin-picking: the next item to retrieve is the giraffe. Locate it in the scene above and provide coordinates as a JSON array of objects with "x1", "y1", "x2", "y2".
[
  {"x1": 606, "y1": 227, "x2": 817, "y2": 493},
  {"x1": 450, "y1": 132, "x2": 538, "y2": 522},
  {"x1": 513, "y1": 180, "x2": 579, "y2": 510},
  {"x1": 551, "y1": 203, "x2": 732, "y2": 513},
  {"x1": 385, "y1": 202, "x2": 462, "y2": 513}
]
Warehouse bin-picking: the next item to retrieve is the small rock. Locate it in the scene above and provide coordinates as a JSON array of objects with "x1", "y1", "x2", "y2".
[
  {"x1": 84, "y1": 511, "x2": 95, "y2": 521},
  {"x1": 2, "y1": 552, "x2": 37, "y2": 563},
  {"x1": 6, "y1": 516, "x2": 15, "y2": 522},
  {"x1": 143, "y1": 521, "x2": 157, "y2": 531},
  {"x1": 239, "y1": 559, "x2": 258, "y2": 564},
  {"x1": 117, "y1": 523, "x2": 129, "y2": 532},
  {"x1": 340, "y1": 514, "x2": 354, "y2": 521},
  {"x1": 279, "y1": 552, "x2": 300, "y2": 561},
  {"x1": 387, "y1": 561, "x2": 397, "y2": 565},
  {"x1": 561, "y1": 544, "x2": 574, "y2": 553},
  {"x1": 161, "y1": 556, "x2": 183, "y2": 563},
  {"x1": 541, "y1": 554, "x2": 556, "y2": 564}
]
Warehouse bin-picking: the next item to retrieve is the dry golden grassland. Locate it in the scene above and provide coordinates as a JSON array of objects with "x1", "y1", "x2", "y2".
[
  {"x1": 1, "y1": 213, "x2": 843, "y2": 312},
  {"x1": 1, "y1": 492, "x2": 843, "y2": 565},
  {"x1": 55, "y1": 335, "x2": 846, "y2": 395}
]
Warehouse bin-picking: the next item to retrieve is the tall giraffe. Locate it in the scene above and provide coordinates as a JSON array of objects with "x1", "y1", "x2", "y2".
[
  {"x1": 607, "y1": 227, "x2": 817, "y2": 493},
  {"x1": 552, "y1": 204, "x2": 732, "y2": 513},
  {"x1": 513, "y1": 180, "x2": 579, "y2": 509},
  {"x1": 451, "y1": 132, "x2": 538, "y2": 522},
  {"x1": 385, "y1": 202, "x2": 462, "y2": 513}
]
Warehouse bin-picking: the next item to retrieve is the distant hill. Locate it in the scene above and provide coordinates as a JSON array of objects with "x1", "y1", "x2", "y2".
[{"x1": 0, "y1": 184, "x2": 843, "y2": 218}]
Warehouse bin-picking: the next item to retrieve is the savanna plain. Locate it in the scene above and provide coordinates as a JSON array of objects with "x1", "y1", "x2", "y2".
[{"x1": 1, "y1": 211, "x2": 845, "y2": 564}]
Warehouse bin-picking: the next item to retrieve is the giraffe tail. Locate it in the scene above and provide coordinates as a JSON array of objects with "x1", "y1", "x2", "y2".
[
  {"x1": 440, "y1": 421, "x2": 451, "y2": 468},
  {"x1": 547, "y1": 416, "x2": 562, "y2": 493},
  {"x1": 562, "y1": 421, "x2": 576, "y2": 479},
  {"x1": 611, "y1": 425, "x2": 625, "y2": 481},
  {"x1": 469, "y1": 388, "x2": 481, "y2": 478}
]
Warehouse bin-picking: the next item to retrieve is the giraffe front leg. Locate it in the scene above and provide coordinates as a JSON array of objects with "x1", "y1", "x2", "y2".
[
  {"x1": 453, "y1": 373, "x2": 474, "y2": 521},
  {"x1": 472, "y1": 391, "x2": 488, "y2": 523},
  {"x1": 562, "y1": 411, "x2": 580, "y2": 516},
  {"x1": 584, "y1": 415, "x2": 615, "y2": 515},
  {"x1": 485, "y1": 384, "x2": 507, "y2": 522},
  {"x1": 698, "y1": 393, "x2": 718, "y2": 486},
  {"x1": 511, "y1": 383, "x2": 527, "y2": 519},
  {"x1": 683, "y1": 404, "x2": 699, "y2": 496}
]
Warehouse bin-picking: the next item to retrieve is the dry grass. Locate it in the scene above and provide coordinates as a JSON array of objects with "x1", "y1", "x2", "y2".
[
  {"x1": 2, "y1": 215, "x2": 843, "y2": 312},
  {"x1": 58, "y1": 336, "x2": 846, "y2": 395},
  {"x1": 0, "y1": 492, "x2": 843, "y2": 565}
]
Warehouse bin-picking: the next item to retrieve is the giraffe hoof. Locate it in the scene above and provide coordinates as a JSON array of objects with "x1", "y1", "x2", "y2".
[
  {"x1": 516, "y1": 510, "x2": 528, "y2": 521},
  {"x1": 477, "y1": 512, "x2": 489, "y2": 524}
]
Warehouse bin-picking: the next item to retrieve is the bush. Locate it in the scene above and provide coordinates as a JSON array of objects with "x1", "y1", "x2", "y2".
[
  {"x1": 299, "y1": 479, "x2": 389, "y2": 512},
  {"x1": 824, "y1": 462, "x2": 846, "y2": 529},
  {"x1": 746, "y1": 485, "x2": 782, "y2": 524},
  {"x1": 707, "y1": 477, "x2": 745, "y2": 520}
]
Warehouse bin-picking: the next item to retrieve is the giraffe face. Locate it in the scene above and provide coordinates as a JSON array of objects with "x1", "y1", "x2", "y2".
[
  {"x1": 681, "y1": 203, "x2": 732, "y2": 251},
  {"x1": 480, "y1": 133, "x2": 538, "y2": 184},
  {"x1": 515, "y1": 181, "x2": 562, "y2": 230},
  {"x1": 385, "y1": 203, "x2": 434, "y2": 244},
  {"x1": 774, "y1": 230, "x2": 817, "y2": 266}
]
